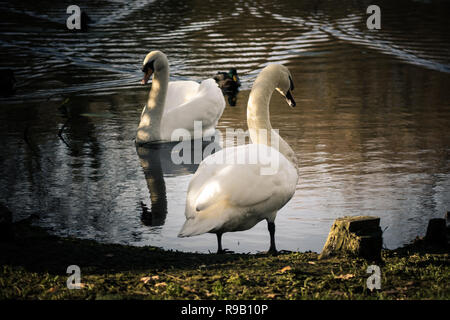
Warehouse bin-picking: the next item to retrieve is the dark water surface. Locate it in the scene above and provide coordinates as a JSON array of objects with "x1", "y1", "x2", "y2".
[{"x1": 1, "y1": 0, "x2": 449, "y2": 253}]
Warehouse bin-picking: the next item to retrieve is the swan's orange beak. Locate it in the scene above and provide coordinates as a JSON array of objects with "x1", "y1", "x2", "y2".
[{"x1": 141, "y1": 68, "x2": 153, "y2": 85}]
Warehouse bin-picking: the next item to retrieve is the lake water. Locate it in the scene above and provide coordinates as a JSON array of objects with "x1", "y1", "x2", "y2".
[{"x1": 0, "y1": 0, "x2": 449, "y2": 253}]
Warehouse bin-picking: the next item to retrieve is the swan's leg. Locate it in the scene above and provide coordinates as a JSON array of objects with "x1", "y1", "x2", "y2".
[
  {"x1": 216, "y1": 233, "x2": 223, "y2": 254},
  {"x1": 216, "y1": 233, "x2": 234, "y2": 254},
  {"x1": 267, "y1": 219, "x2": 277, "y2": 253}
]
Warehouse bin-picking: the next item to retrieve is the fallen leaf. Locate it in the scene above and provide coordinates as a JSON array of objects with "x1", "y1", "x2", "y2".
[
  {"x1": 141, "y1": 275, "x2": 160, "y2": 284},
  {"x1": 267, "y1": 293, "x2": 277, "y2": 298},
  {"x1": 279, "y1": 266, "x2": 292, "y2": 273},
  {"x1": 334, "y1": 274, "x2": 355, "y2": 280},
  {"x1": 155, "y1": 282, "x2": 167, "y2": 287},
  {"x1": 47, "y1": 287, "x2": 57, "y2": 293},
  {"x1": 308, "y1": 261, "x2": 316, "y2": 265},
  {"x1": 140, "y1": 277, "x2": 151, "y2": 284}
]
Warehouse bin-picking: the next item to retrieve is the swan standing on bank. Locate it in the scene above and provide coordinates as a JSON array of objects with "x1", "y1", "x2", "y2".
[
  {"x1": 178, "y1": 64, "x2": 298, "y2": 253},
  {"x1": 136, "y1": 51, "x2": 225, "y2": 144}
]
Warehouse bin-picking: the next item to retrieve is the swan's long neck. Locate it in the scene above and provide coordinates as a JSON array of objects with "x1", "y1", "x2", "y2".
[
  {"x1": 137, "y1": 63, "x2": 169, "y2": 143},
  {"x1": 247, "y1": 69, "x2": 297, "y2": 167}
]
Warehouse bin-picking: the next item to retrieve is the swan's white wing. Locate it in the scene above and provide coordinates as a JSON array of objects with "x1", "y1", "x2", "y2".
[
  {"x1": 179, "y1": 144, "x2": 298, "y2": 236},
  {"x1": 164, "y1": 81, "x2": 200, "y2": 112},
  {"x1": 162, "y1": 79, "x2": 225, "y2": 138}
]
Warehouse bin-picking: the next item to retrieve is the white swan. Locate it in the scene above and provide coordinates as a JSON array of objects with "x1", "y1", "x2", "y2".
[
  {"x1": 178, "y1": 64, "x2": 298, "y2": 253},
  {"x1": 136, "y1": 51, "x2": 225, "y2": 144}
]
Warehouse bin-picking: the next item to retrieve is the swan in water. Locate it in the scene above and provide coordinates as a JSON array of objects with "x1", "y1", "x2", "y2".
[
  {"x1": 136, "y1": 51, "x2": 225, "y2": 145},
  {"x1": 178, "y1": 64, "x2": 298, "y2": 253}
]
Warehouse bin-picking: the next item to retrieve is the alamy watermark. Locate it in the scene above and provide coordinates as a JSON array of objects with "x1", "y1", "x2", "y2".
[
  {"x1": 67, "y1": 265, "x2": 81, "y2": 289},
  {"x1": 66, "y1": 5, "x2": 81, "y2": 30},
  {"x1": 366, "y1": 5, "x2": 381, "y2": 30},
  {"x1": 366, "y1": 265, "x2": 381, "y2": 290}
]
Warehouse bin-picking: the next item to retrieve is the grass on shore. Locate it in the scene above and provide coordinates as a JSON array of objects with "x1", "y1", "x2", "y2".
[{"x1": 0, "y1": 220, "x2": 448, "y2": 300}]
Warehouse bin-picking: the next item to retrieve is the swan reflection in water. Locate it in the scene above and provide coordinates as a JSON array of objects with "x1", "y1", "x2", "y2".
[{"x1": 136, "y1": 138, "x2": 221, "y2": 227}]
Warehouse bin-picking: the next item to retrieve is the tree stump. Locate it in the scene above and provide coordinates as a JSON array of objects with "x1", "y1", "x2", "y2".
[
  {"x1": 424, "y1": 218, "x2": 447, "y2": 247},
  {"x1": 0, "y1": 203, "x2": 13, "y2": 241},
  {"x1": 447, "y1": 212, "x2": 450, "y2": 245},
  {"x1": 319, "y1": 216, "x2": 382, "y2": 261}
]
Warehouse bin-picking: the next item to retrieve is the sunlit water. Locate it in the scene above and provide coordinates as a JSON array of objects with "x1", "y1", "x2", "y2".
[{"x1": 0, "y1": 0, "x2": 449, "y2": 253}]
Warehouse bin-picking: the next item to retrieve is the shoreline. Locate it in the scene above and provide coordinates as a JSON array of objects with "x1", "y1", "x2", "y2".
[{"x1": 0, "y1": 220, "x2": 448, "y2": 300}]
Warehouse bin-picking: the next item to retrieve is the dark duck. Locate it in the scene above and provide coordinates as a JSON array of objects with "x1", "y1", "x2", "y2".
[{"x1": 213, "y1": 68, "x2": 241, "y2": 106}]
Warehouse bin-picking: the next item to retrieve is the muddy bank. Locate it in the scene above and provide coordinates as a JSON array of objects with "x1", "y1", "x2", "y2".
[{"x1": 0, "y1": 220, "x2": 448, "y2": 300}]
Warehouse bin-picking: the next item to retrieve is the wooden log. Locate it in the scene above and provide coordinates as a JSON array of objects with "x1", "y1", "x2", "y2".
[{"x1": 319, "y1": 216, "x2": 382, "y2": 261}]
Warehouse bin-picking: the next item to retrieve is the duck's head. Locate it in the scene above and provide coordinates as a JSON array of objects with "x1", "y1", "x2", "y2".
[
  {"x1": 274, "y1": 65, "x2": 295, "y2": 108},
  {"x1": 228, "y1": 68, "x2": 240, "y2": 83},
  {"x1": 141, "y1": 50, "x2": 168, "y2": 85}
]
